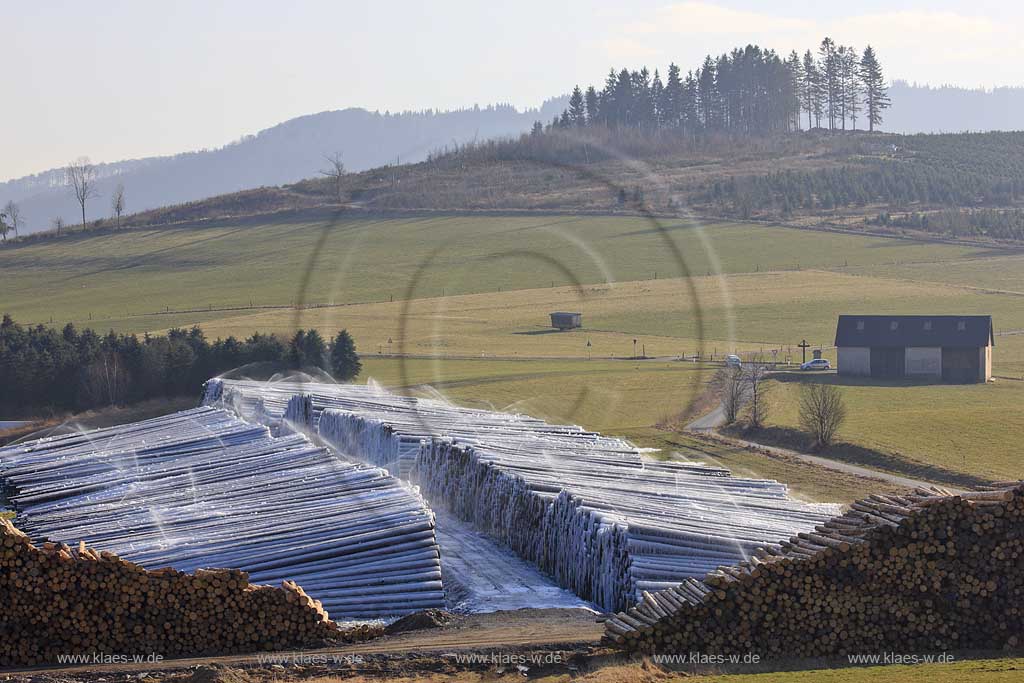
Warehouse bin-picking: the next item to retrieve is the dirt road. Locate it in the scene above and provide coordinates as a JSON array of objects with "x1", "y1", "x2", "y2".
[
  {"x1": 686, "y1": 404, "x2": 955, "y2": 492},
  {"x1": 3, "y1": 609, "x2": 605, "y2": 679}
]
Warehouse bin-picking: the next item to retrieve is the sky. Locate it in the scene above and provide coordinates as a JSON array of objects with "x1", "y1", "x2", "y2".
[{"x1": 3, "y1": 0, "x2": 1023, "y2": 181}]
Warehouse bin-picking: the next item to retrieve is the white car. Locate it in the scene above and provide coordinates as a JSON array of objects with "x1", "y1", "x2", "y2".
[
  {"x1": 800, "y1": 358, "x2": 832, "y2": 371},
  {"x1": 725, "y1": 354, "x2": 742, "y2": 368}
]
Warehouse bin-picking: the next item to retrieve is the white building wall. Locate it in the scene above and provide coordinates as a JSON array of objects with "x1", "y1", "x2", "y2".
[
  {"x1": 837, "y1": 347, "x2": 871, "y2": 376},
  {"x1": 981, "y1": 345, "x2": 993, "y2": 382},
  {"x1": 905, "y1": 347, "x2": 942, "y2": 377}
]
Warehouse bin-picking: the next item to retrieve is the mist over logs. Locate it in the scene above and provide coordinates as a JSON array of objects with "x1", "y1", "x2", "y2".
[{"x1": 205, "y1": 379, "x2": 839, "y2": 612}]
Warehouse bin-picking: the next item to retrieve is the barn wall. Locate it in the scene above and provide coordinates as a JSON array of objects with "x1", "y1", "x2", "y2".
[
  {"x1": 981, "y1": 345, "x2": 992, "y2": 381},
  {"x1": 837, "y1": 347, "x2": 870, "y2": 376},
  {"x1": 905, "y1": 347, "x2": 942, "y2": 377}
]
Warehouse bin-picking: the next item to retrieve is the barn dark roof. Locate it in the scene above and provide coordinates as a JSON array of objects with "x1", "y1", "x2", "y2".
[{"x1": 835, "y1": 315, "x2": 994, "y2": 348}]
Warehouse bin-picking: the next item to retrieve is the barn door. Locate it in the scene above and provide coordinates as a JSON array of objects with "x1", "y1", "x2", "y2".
[
  {"x1": 870, "y1": 347, "x2": 905, "y2": 378},
  {"x1": 942, "y1": 347, "x2": 979, "y2": 383}
]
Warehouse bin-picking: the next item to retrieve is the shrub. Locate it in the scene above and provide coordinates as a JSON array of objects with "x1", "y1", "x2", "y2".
[{"x1": 798, "y1": 383, "x2": 847, "y2": 448}]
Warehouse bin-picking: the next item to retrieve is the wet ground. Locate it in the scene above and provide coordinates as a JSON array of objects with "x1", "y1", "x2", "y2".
[{"x1": 433, "y1": 511, "x2": 593, "y2": 614}]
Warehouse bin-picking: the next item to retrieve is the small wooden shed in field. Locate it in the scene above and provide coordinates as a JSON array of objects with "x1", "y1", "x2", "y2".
[{"x1": 550, "y1": 312, "x2": 582, "y2": 331}]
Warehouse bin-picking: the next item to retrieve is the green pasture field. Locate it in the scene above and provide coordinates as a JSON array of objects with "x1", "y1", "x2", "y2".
[
  {"x1": 0, "y1": 213, "x2": 989, "y2": 331},
  {"x1": 768, "y1": 372, "x2": 1024, "y2": 483},
  {"x1": 187, "y1": 267, "x2": 1024, "y2": 373},
  {"x1": 358, "y1": 356, "x2": 708, "y2": 435},
  {"x1": 847, "y1": 251, "x2": 1024, "y2": 293},
  {"x1": 3, "y1": 212, "x2": 1022, "y2": 493}
]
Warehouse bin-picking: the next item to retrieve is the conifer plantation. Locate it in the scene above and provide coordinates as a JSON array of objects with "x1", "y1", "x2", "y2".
[
  {"x1": 550, "y1": 38, "x2": 890, "y2": 136},
  {"x1": 0, "y1": 315, "x2": 361, "y2": 416}
]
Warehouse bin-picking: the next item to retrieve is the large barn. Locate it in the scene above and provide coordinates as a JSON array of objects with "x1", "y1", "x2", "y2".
[{"x1": 835, "y1": 315, "x2": 993, "y2": 383}]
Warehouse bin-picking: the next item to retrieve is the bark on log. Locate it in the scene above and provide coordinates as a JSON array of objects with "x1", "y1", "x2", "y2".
[
  {"x1": 0, "y1": 519, "x2": 380, "y2": 667},
  {"x1": 605, "y1": 483, "x2": 1024, "y2": 659}
]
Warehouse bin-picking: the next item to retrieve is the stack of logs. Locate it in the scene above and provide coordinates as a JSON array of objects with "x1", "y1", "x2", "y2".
[
  {"x1": 1, "y1": 407, "x2": 445, "y2": 620},
  {"x1": 203, "y1": 378, "x2": 839, "y2": 613},
  {"x1": 0, "y1": 518, "x2": 381, "y2": 668},
  {"x1": 605, "y1": 483, "x2": 1024, "y2": 658}
]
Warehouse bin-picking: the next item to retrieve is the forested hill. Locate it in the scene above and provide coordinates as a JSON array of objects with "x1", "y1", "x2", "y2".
[
  {"x1": 5, "y1": 37, "x2": 1022, "y2": 238},
  {"x1": 17, "y1": 128, "x2": 1013, "y2": 247},
  {"x1": 1, "y1": 100, "x2": 567, "y2": 235}
]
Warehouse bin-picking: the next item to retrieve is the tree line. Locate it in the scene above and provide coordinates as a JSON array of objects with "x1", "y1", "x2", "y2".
[
  {"x1": 0, "y1": 159, "x2": 127, "y2": 241},
  {"x1": 0, "y1": 315, "x2": 361, "y2": 417},
  {"x1": 549, "y1": 38, "x2": 889, "y2": 136},
  {"x1": 870, "y1": 208, "x2": 1024, "y2": 241}
]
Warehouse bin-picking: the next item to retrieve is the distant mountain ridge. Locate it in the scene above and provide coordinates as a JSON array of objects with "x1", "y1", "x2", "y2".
[
  {"x1": 884, "y1": 81, "x2": 1024, "y2": 134},
  {"x1": 1, "y1": 99, "x2": 568, "y2": 234}
]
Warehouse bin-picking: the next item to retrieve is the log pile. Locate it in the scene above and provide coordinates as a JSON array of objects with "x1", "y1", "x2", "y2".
[
  {"x1": 417, "y1": 439, "x2": 837, "y2": 612},
  {"x1": 604, "y1": 484, "x2": 1024, "y2": 658},
  {"x1": 0, "y1": 407, "x2": 444, "y2": 619},
  {"x1": 205, "y1": 380, "x2": 838, "y2": 613},
  {"x1": 0, "y1": 517, "x2": 381, "y2": 667}
]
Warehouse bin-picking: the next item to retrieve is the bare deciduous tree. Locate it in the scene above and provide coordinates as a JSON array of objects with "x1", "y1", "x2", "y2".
[
  {"x1": 798, "y1": 383, "x2": 846, "y2": 448},
  {"x1": 319, "y1": 152, "x2": 346, "y2": 203},
  {"x1": 52, "y1": 216, "x2": 65, "y2": 236},
  {"x1": 66, "y1": 157, "x2": 98, "y2": 230},
  {"x1": 111, "y1": 183, "x2": 126, "y2": 229},
  {"x1": 0, "y1": 211, "x2": 9, "y2": 242},
  {"x1": 3, "y1": 201, "x2": 22, "y2": 238},
  {"x1": 712, "y1": 365, "x2": 746, "y2": 424},
  {"x1": 743, "y1": 354, "x2": 773, "y2": 429}
]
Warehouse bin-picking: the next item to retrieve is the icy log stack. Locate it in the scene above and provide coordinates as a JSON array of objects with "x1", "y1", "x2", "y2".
[
  {"x1": 202, "y1": 379, "x2": 293, "y2": 434},
  {"x1": 203, "y1": 381, "x2": 839, "y2": 613},
  {"x1": 0, "y1": 407, "x2": 444, "y2": 619},
  {"x1": 417, "y1": 438, "x2": 838, "y2": 612},
  {"x1": 0, "y1": 519, "x2": 380, "y2": 668},
  {"x1": 605, "y1": 484, "x2": 1024, "y2": 658}
]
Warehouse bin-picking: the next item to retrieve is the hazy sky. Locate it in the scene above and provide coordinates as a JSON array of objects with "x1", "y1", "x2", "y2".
[{"x1": 4, "y1": 0, "x2": 1022, "y2": 180}]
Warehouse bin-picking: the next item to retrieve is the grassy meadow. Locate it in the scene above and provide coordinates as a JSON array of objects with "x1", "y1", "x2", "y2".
[
  {"x1": 358, "y1": 357, "x2": 707, "y2": 435},
  {"x1": 3, "y1": 211, "x2": 1022, "y2": 496},
  {"x1": 169, "y1": 269, "x2": 1022, "y2": 364},
  {"x1": 0, "y1": 213, "x2": 989, "y2": 330},
  {"x1": 767, "y1": 373, "x2": 1024, "y2": 483},
  {"x1": 848, "y1": 251, "x2": 1024, "y2": 293}
]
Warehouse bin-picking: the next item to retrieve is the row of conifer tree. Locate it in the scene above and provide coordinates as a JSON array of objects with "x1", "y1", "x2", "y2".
[
  {"x1": 546, "y1": 38, "x2": 889, "y2": 136},
  {"x1": 0, "y1": 316, "x2": 361, "y2": 416}
]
